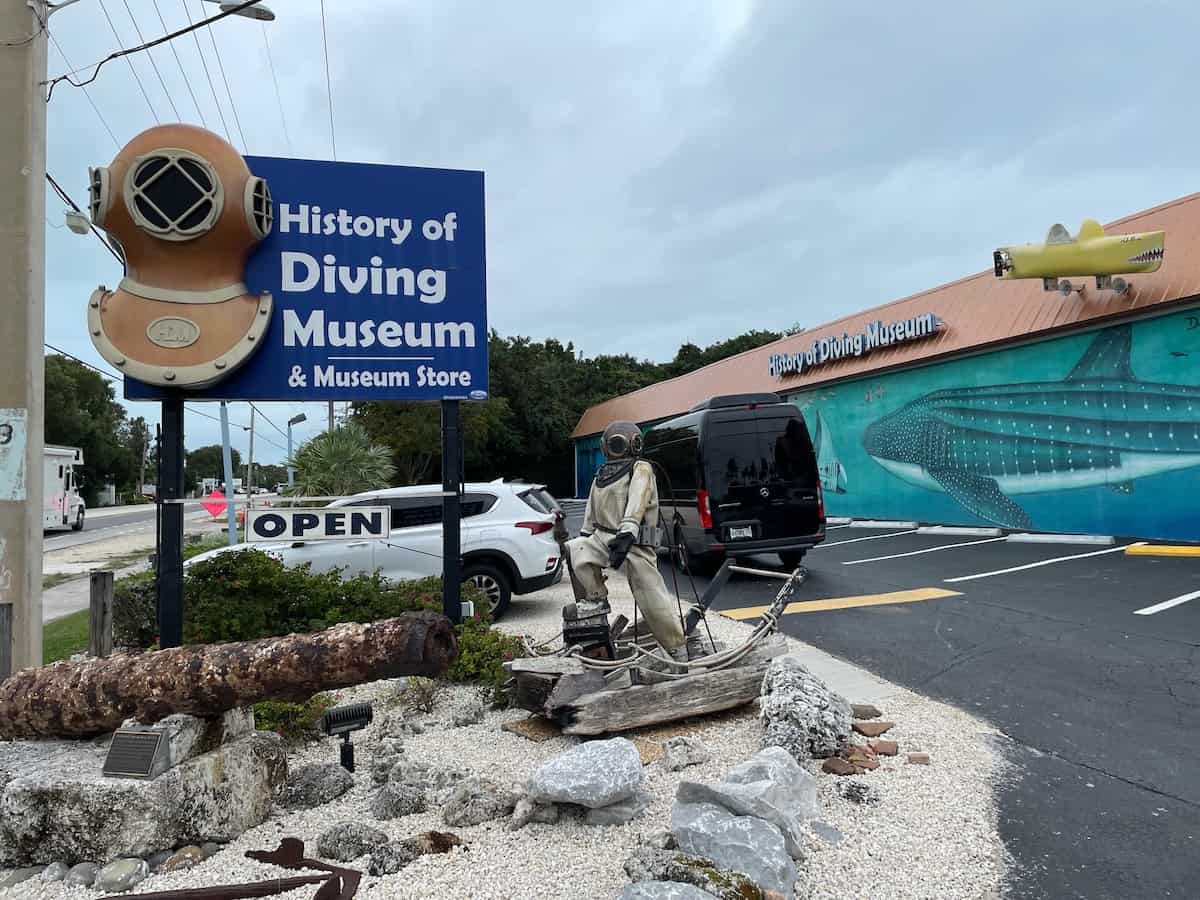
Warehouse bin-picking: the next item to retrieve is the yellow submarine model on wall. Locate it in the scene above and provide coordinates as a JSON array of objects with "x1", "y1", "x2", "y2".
[{"x1": 993, "y1": 219, "x2": 1165, "y2": 295}]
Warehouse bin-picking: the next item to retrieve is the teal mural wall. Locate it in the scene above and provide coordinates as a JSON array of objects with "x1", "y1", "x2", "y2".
[{"x1": 788, "y1": 305, "x2": 1200, "y2": 540}]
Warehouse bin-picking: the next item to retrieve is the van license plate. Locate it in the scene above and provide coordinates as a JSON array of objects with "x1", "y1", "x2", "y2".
[{"x1": 728, "y1": 526, "x2": 753, "y2": 540}]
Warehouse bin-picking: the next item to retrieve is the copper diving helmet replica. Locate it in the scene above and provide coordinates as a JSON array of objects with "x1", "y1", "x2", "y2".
[{"x1": 86, "y1": 124, "x2": 273, "y2": 388}]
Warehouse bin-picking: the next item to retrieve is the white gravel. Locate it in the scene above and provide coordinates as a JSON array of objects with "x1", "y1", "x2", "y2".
[{"x1": 1, "y1": 573, "x2": 1008, "y2": 900}]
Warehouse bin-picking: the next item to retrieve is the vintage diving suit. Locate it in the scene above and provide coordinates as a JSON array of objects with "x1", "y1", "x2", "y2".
[{"x1": 566, "y1": 421, "x2": 687, "y2": 655}]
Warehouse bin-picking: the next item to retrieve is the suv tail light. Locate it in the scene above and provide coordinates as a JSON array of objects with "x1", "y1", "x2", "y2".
[
  {"x1": 817, "y1": 482, "x2": 825, "y2": 523},
  {"x1": 516, "y1": 520, "x2": 555, "y2": 535},
  {"x1": 697, "y1": 489, "x2": 713, "y2": 530}
]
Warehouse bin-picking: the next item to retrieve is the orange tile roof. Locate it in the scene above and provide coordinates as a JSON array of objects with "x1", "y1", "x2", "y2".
[{"x1": 572, "y1": 192, "x2": 1200, "y2": 438}]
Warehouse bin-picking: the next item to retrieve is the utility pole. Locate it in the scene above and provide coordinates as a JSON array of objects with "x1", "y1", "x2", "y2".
[
  {"x1": 246, "y1": 405, "x2": 255, "y2": 495},
  {"x1": 327, "y1": 400, "x2": 334, "y2": 432},
  {"x1": 0, "y1": 0, "x2": 48, "y2": 676}
]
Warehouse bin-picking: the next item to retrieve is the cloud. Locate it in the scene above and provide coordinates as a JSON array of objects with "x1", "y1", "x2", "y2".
[{"x1": 36, "y1": 0, "x2": 1200, "y2": 458}]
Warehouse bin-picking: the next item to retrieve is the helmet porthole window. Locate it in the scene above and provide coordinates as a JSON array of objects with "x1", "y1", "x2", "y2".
[
  {"x1": 125, "y1": 149, "x2": 224, "y2": 241},
  {"x1": 243, "y1": 176, "x2": 273, "y2": 240}
]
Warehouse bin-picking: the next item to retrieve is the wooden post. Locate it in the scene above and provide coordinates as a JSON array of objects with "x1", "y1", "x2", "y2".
[
  {"x1": 0, "y1": 603, "x2": 12, "y2": 680},
  {"x1": 88, "y1": 570, "x2": 114, "y2": 658}
]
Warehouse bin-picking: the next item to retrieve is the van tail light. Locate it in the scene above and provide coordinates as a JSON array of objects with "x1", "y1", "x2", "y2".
[
  {"x1": 817, "y1": 482, "x2": 825, "y2": 523},
  {"x1": 697, "y1": 489, "x2": 713, "y2": 530},
  {"x1": 516, "y1": 520, "x2": 555, "y2": 535}
]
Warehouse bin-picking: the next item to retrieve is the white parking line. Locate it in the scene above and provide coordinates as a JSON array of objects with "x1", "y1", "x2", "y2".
[
  {"x1": 842, "y1": 536, "x2": 1007, "y2": 566},
  {"x1": 1133, "y1": 590, "x2": 1200, "y2": 616},
  {"x1": 816, "y1": 529, "x2": 918, "y2": 548},
  {"x1": 944, "y1": 542, "x2": 1143, "y2": 583}
]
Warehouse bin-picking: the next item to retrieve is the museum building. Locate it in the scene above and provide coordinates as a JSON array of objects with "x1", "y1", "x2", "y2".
[{"x1": 571, "y1": 193, "x2": 1200, "y2": 541}]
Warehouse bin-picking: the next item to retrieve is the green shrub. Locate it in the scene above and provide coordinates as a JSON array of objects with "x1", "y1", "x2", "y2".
[
  {"x1": 253, "y1": 693, "x2": 335, "y2": 743},
  {"x1": 400, "y1": 676, "x2": 445, "y2": 713},
  {"x1": 447, "y1": 617, "x2": 525, "y2": 705},
  {"x1": 112, "y1": 571, "x2": 158, "y2": 648}
]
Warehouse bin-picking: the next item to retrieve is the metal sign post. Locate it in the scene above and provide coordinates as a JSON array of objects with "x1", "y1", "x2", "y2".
[
  {"x1": 158, "y1": 394, "x2": 185, "y2": 648},
  {"x1": 441, "y1": 400, "x2": 463, "y2": 624}
]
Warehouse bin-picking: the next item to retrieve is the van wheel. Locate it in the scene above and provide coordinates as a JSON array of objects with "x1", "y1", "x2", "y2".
[
  {"x1": 72, "y1": 507, "x2": 85, "y2": 531},
  {"x1": 674, "y1": 527, "x2": 721, "y2": 576},
  {"x1": 463, "y1": 562, "x2": 512, "y2": 619},
  {"x1": 779, "y1": 550, "x2": 805, "y2": 570}
]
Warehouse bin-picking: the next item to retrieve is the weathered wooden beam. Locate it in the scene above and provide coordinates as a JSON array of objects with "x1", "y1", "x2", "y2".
[
  {"x1": 0, "y1": 612, "x2": 456, "y2": 739},
  {"x1": 506, "y1": 656, "x2": 586, "y2": 677},
  {"x1": 561, "y1": 663, "x2": 767, "y2": 736},
  {"x1": 543, "y1": 669, "x2": 607, "y2": 716},
  {"x1": 513, "y1": 672, "x2": 558, "y2": 713},
  {"x1": 88, "y1": 570, "x2": 115, "y2": 659}
]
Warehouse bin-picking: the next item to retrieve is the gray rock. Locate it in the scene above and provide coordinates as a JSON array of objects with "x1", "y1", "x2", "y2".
[
  {"x1": 366, "y1": 840, "x2": 421, "y2": 876},
  {"x1": 810, "y1": 821, "x2": 843, "y2": 845},
  {"x1": 526, "y1": 738, "x2": 643, "y2": 809},
  {"x1": 442, "y1": 777, "x2": 519, "y2": 827},
  {"x1": 400, "y1": 721, "x2": 425, "y2": 735},
  {"x1": 585, "y1": 789, "x2": 652, "y2": 826},
  {"x1": 623, "y1": 847, "x2": 766, "y2": 900},
  {"x1": 370, "y1": 781, "x2": 427, "y2": 820},
  {"x1": 662, "y1": 736, "x2": 711, "y2": 772},
  {"x1": 372, "y1": 751, "x2": 402, "y2": 785},
  {"x1": 94, "y1": 857, "x2": 150, "y2": 893},
  {"x1": 671, "y1": 801, "x2": 796, "y2": 898},
  {"x1": 388, "y1": 758, "x2": 470, "y2": 804},
  {"x1": 676, "y1": 746, "x2": 817, "y2": 859},
  {"x1": 508, "y1": 796, "x2": 560, "y2": 831},
  {"x1": 378, "y1": 738, "x2": 405, "y2": 756},
  {"x1": 146, "y1": 849, "x2": 173, "y2": 871},
  {"x1": 759, "y1": 657, "x2": 852, "y2": 761},
  {"x1": 200, "y1": 842, "x2": 221, "y2": 859},
  {"x1": 0, "y1": 867, "x2": 42, "y2": 888},
  {"x1": 64, "y1": 862, "x2": 100, "y2": 887},
  {"x1": 316, "y1": 822, "x2": 389, "y2": 862},
  {"x1": 837, "y1": 779, "x2": 880, "y2": 806},
  {"x1": 0, "y1": 731, "x2": 287, "y2": 868},
  {"x1": 451, "y1": 698, "x2": 485, "y2": 727},
  {"x1": 281, "y1": 762, "x2": 354, "y2": 809},
  {"x1": 126, "y1": 708, "x2": 255, "y2": 770},
  {"x1": 160, "y1": 845, "x2": 205, "y2": 873},
  {"x1": 640, "y1": 829, "x2": 676, "y2": 850},
  {"x1": 619, "y1": 882, "x2": 720, "y2": 900},
  {"x1": 40, "y1": 861, "x2": 70, "y2": 882}
]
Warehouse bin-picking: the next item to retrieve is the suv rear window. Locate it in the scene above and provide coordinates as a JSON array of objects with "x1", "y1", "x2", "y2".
[
  {"x1": 518, "y1": 488, "x2": 560, "y2": 515},
  {"x1": 704, "y1": 413, "x2": 816, "y2": 493}
]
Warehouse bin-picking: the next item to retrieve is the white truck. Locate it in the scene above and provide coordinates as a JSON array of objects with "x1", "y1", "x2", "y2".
[{"x1": 44, "y1": 445, "x2": 86, "y2": 532}]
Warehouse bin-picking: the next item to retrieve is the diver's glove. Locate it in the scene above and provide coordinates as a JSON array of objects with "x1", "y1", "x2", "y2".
[{"x1": 607, "y1": 531, "x2": 636, "y2": 569}]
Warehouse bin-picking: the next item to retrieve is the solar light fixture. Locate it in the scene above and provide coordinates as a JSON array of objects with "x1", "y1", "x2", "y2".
[{"x1": 319, "y1": 701, "x2": 373, "y2": 772}]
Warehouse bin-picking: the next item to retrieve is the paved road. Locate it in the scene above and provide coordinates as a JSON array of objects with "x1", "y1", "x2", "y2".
[
  {"x1": 44, "y1": 501, "x2": 217, "y2": 552},
  {"x1": 655, "y1": 526, "x2": 1199, "y2": 900}
]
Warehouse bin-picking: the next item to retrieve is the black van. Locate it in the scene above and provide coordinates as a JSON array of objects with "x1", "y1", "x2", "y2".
[{"x1": 642, "y1": 392, "x2": 825, "y2": 572}]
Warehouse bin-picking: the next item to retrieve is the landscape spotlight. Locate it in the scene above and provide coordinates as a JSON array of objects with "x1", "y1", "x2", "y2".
[{"x1": 319, "y1": 701, "x2": 373, "y2": 772}]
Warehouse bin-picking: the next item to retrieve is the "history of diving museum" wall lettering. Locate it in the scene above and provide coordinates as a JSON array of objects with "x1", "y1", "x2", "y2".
[{"x1": 768, "y1": 313, "x2": 943, "y2": 379}]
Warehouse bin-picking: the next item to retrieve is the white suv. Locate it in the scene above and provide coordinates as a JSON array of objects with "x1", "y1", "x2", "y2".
[{"x1": 186, "y1": 480, "x2": 564, "y2": 618}]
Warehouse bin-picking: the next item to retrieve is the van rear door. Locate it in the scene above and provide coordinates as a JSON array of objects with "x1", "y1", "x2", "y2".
[{"x1": 703, "y1": 409, "x2": 820, "y2": 542}]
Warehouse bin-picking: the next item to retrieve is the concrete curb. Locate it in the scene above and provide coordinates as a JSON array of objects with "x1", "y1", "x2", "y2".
[{"x1": 1006, "y1": 532, "x2": 1116, "y2": 545}]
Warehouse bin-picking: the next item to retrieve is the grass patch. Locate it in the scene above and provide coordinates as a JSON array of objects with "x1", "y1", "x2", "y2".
[{"x1": 43, "y1": 609, "x2": 90, "y2": 663}]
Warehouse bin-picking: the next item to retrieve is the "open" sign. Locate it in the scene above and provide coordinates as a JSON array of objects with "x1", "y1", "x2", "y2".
[{"x1": 245, "y1": 507, "x2": 390, "y2": 542}]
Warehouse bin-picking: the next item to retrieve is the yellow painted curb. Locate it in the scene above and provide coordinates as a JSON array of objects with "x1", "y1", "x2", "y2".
[
  {"x1": 721, "y1": 587, "x2": 962, "y2": 619},
  {"x1": 1125, "y1": 544, "x2": 1200, "y2": 557}
]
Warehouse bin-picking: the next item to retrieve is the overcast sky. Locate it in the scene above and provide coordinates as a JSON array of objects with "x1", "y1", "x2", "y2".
[{"x1": 41, "y1": 0, "x2": 1200, "y2": 463}]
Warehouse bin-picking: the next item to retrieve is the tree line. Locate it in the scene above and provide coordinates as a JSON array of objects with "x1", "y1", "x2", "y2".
[{"x1": 351, "y1": 328, "x2": 785, "y2": 497}]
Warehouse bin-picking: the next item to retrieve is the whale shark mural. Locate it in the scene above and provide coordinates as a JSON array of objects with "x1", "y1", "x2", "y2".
[
  {"x1": 861, "y1": 324, "x2": 1200, "y2": 528},
  {"x1": 810, "y1": 406, "x2": 849, "y2": 494}
]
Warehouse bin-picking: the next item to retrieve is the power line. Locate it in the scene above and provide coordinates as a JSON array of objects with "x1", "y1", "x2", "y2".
[
  {"x1": 97, "y1": 0, "x2": 160, "y2": 122},
  {"x1": 2, "y1": 2, "x2": 45, "y2": 47},
  {"x1": 151, "y1": 0, "x2": 207, "y2": 127},
  {"x1": 319, "y1": 0, "x2": 337, "y2": 159},
  {"x1": 199, "y1": 1, "x2": 247, "y2": 152},
  {"x1": 260, "y1": 22, "x2": 291, "y2": 154},
  {"x1": 45, "y1": 170, "x2": 125, "y2": 265},
  {"x1": 121, "y1": 0, "x2": 181, "y2": 120},
  {"x1": 44, "y1": 0, "x2": 268, "y2": 102},
  {"x1": 44, "y1": 342, "x2": 122, "y2": 381},
  {"x1": 250, "y1": 403, "x2": 287, "y2": 439},
  {"x1": 180, "y1": 0, "x2": 231, "y2": 143},
  {"x1": 46, "y1": 31, "x2": 120, "y2": 150}
]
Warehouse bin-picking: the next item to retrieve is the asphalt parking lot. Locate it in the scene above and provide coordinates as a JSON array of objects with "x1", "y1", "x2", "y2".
[
  {"x1": 652, "y1": 523, "x2": 1198, "y2": 900},
  {"x1": 554, "y1": 507, "x2": 1198, "y2": 900}
]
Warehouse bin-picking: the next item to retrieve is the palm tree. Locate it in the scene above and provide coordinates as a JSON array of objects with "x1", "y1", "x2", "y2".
[{"x1": 289, "y1": 423, "x2": 396, "y2": 498}]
